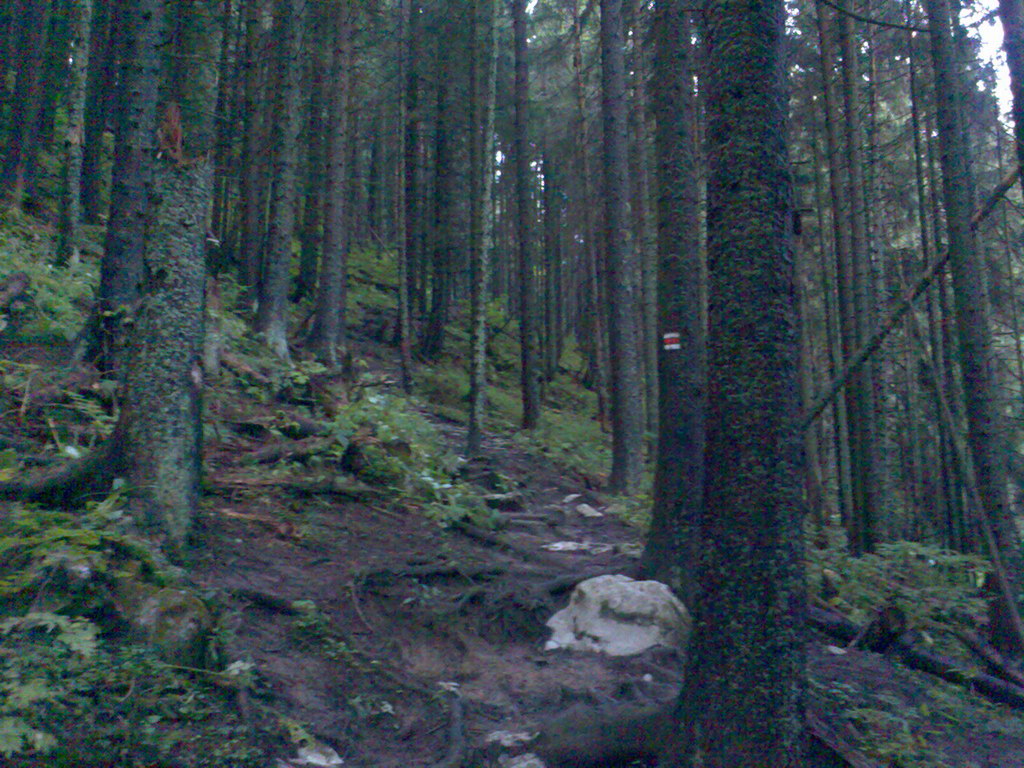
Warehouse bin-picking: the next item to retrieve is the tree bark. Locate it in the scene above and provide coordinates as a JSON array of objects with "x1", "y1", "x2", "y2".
[
  {"x1": 309, "y1": 1, "x2": 352, "y2": 366},
  {"x1": 54, "y1": 0, "x2": 93, "y2": 266},
  {"x1": 80, "y1": 0, "x2": 115, "y2": 224},
  {"x1": 668, "y1": 0, "x2": 806, "y2": 762},
  {"x1": 512, "y1": 0, "x2": 540, "y2": 429},
  {"x1": 255, "y1": 0, "x2": 306, "y2": 360},
  {"x1": 641, "y1": 2, "x2": 704, "y2": 606},
  {"x1": 123, "y1": 0, "x2": 221, "y2": 557},
  {"x1": 89, "y1": 0, "x2": 164, "y2": 371},
  {"x1": 467, "y1": 0, "x2": 498, "y2": 455},
  {"x1": 601, "y1": 0, "x2": 644, "y2": 493},
  {"x1": 924, "y1": 0, "x2": 1024, "y2": 654}
]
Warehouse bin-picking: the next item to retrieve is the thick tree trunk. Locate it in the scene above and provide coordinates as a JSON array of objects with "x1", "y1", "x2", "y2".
[
  {"x1": 601, "y1": 0, "x2": 643, "y2": 493},
  {"x1": 668, "y1": 0, "x2": 806, "y2": 762},
  {"x1": 124, "y1": 0, "x2": 221, "y2": 557},
  {"x1": 89, "y1": 0, "x2": 164, "y2": 371}
]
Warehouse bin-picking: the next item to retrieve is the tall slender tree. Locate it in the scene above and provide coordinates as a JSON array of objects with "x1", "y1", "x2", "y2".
[
  {"x1": 640, "y1": 1, "x2": 704, "y2": 605},
  {"x1": 512, "y1": 0, "x2": 541, "y2": 429},
  {"x1": 467, "y1": 0, "x2": 499, "y2": 455},
  {"x1": 309, "y1": 0, "x2": 353, "y2": 365},
  {"x1": 925, "y1": 0, "x2": 1024, "y2": 654},
  {"x1": 601, "y1": 0, "x2": 644, "y2": 493},
  {"x1": 256, "y1": 0, "x2": 306, "y2": 360},
  {"x1": 54, "y1": 0, "x2": 93, "y2": 266}
]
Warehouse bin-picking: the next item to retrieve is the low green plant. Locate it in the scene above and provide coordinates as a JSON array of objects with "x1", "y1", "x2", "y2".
[
  {"x1": 808, "y1": 538, "x2": 990, "y2": 633},
  {"x1": 0, "y1": 224, "x2": 96, "y2": 341}
]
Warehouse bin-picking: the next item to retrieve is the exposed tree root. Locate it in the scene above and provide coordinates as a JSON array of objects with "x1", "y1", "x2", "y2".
[
  {"x1": 432, "y1": 691, "x2": 466, "y2": 768},
  {"x1": 0, "y1": 423, "x2": 124, "y2": 507}
]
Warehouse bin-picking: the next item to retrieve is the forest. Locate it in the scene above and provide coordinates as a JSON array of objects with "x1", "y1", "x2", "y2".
[{"x1": 3, "y1": 0, "x2": 1024, "y2": 765}]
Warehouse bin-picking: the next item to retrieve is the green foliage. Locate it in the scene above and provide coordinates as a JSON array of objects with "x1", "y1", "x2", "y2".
[
  {"x1": 0, "y1": 620, "x2": 263, "y2": 764},
  {"x1": 328, "y1": 390, "x2": 495, "y2": 526},
  {"x1": 346, "y1": 245, "x2": 399, "y2": 325},
  {"x1": 0, "y1": 219, "x2": 96, "y2": 341},
  {"x1": 0, "y1": 497, "x2": 166, "y2": 607},
  {"x1": 512, "y1": 407, "x2": 611, "y2": 480},
  {"x1": 808, "y1": 538, "x2": 990, "y2": 632}
]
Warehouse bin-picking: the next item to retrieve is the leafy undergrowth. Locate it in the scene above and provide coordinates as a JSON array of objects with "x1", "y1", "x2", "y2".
[{"x1": 1, "y1": 215, "x2": 1024, "y2": 767}]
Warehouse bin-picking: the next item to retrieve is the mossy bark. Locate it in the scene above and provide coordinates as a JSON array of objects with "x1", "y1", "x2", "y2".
[
  {"x1": 123, "y1": 0, "x2": 221, "y2": 557},
  {"x1": 668, "y1": 1, "x2": 806, "y2": 764}
]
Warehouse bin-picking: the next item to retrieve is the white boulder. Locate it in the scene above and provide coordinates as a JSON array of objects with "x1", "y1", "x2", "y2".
[{"x1": 544, "y1": 574, "x2": 690, "y2": 656}]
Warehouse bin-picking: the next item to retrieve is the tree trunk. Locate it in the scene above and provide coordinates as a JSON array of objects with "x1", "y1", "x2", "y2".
[
  {"x1": 668, "y1": 0, "x2": 806, "y2": 762},
  {"x1": 396, "y1": 0, "x2": 414, "y2": 392},
  {"x1": 255, "y1": 0, "x2": 306, "y2": 360},
  {"x1": 839, "y1": 11, "x2": 881, "y2": 554},
  {"x1": 601, "y1": 0, "x2": 643, "y2": 493},
  {"x1": 1, "y1": 0, "x2": 51, "y2": 208},
  {"x1": 640, "y1": 2, "x2": 704, "y2": 606},
  {"x1": 467, "y1": 0, "x2": 498, "y2": 455},
  {"x1": 80, "y1": 0, "x2": 115, "y2": 224},
  {"x1": 925, "y1": 0, "x2": 1024, "y2": 654},
  {"x1": 512, "y1": 0, "x2": 540, "y2": 429},
  {"x1": 54, "y1": 0, "x2": 93, "y2": 267},
  {"x1": 309, "y1": 0, "x2": 352, "y2": 366},
  {"x1": 238, "y1": 0, "x2": 267, "y2": 304},
  {"x1": 123, "y1": 0, "x2": 221, "y2": 557},
  {"x1": 89, "y1": 0, "x2": 163, "y2": 371}
]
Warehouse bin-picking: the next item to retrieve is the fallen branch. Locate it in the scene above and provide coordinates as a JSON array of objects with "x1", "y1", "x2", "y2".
[
  {"x1": 356, "y1": 563, "x2": 510, "y2": 584},
  {"x1": 208, "y1": 474, "x2": 387, "y2": 501},
  {"x1": 954, "y1": 628, "x2": 1024, "y2": 688},
  {"x1": 532, "y1": 702, "x2": 878, "y2": 767},
  {"x1": 221, "y1": 351, "x2": 273, "y2": 387}
]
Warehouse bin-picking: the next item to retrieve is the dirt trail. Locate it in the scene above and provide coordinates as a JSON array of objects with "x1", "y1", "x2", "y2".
[{"x1": 189, "y1": 338, "x2": 1024, "y2": 767}]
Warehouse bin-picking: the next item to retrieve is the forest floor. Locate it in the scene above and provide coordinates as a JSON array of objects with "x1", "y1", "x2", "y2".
[
  {"x1": 2, "y1": 299, "x2": 1024, "y2": 767},
  {"x1": 184, "y1": 333, "x2": 1024, "y2": 767}
]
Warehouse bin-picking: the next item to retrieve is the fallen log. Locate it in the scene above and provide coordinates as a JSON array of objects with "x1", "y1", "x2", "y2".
[{"x1": 808, "y1": 605, "x2": 1024, "y2": 710}]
